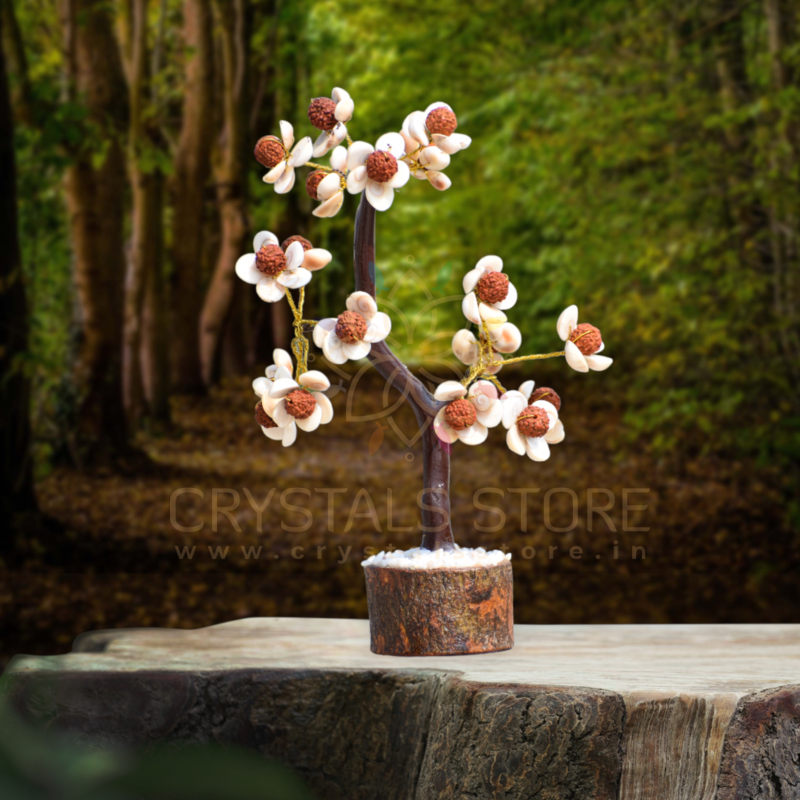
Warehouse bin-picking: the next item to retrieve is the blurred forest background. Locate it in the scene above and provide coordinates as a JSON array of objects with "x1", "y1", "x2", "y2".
[{"x1": 1, "y1": 0, "x2": 800, "y2": 666}]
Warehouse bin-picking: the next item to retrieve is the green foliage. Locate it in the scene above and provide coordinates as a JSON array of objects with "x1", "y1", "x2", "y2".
[
  {"x1": 13, "y1": 0, "x2": 800, "y2": 465},
  {"x1": 0, "y1": 698, "x2": 314, "y2": 800},
  {"x1": 298, "y1": 0, "x2": 800, "y2": 458}
]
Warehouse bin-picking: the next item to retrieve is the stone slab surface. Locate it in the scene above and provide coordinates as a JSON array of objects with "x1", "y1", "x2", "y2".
[{"x1": 4, "y1": 619, "x2": 800, "y2": 800}]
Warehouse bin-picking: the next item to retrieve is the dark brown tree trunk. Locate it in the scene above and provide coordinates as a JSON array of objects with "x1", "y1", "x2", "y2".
[
  {"x1": 61, "y1": 0, "x2": 129, "y2": 466},
  {"x1": 0, "y1": 0, "x2": 32, "y2": 124},
  {"x1": 0, "y1": 2, "x2": 37, "y2": 528},
  {"x1": 353, "y1": 196, "x2": 454, "y2": 551},
  {"x1": 170, "y1": 0, "x2": 213, "y2": 394},
  {"x1": 764, "y1": 0, "x2": 800, "y2": 392},
  {"x1": 122, "y1": 0, "x2": 170, "y2": 429},
  {"x1": 140, "y1": 171, "x2": 171, "y2": 426},
  {"x1": 199, "y1": 0, "x2": 249, "y2": 387}
]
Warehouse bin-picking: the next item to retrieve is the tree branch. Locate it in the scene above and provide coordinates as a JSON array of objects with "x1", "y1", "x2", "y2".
[{"x1": 352, "y1": 194, "x2": 454, "y2": 550}]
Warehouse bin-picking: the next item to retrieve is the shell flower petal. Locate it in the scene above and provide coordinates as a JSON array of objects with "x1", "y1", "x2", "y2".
[
  {"x1": 431, "y1": 133, "x2": 463, "y2": 155},
  {"x1": 263, "y1": 425, "x2": 285, "y2": 441},
  {"x1": 256, "y1": 278, "x2": 286, "y2": 303},
  {"x1": 269, "y1": 377, "x2": 301, "y2": 399},
  {"x1": 462, "y1": 268, "x2": 482, "y2": 294},
  {"x1": 274, "y1": 166, "x2": 296, "y2": 194},
  {"x1": 254, "y1": 231, "x2": 279, "y2": 251},
  {"x1": 458, "y1": 422, "x2": 488, "y2": 446},
  {"x1": 316, "y1": 392, "x2": 334, "y2": 424},
  {"x1": 364, "y1": 312, "x2": 391, "y2": 343},
  {"x1": 329, "y1": 145, "x2": 348, "y2": 173},
  {"x1": 501, "y1": 390, "x2": 527, "y2": 428},
  {"x1": 365, "y1": 180, "x2": 394, "y2": 211},
  {"x1": 304, "y1": 248, "x2": 332, "y2": 271},
  {"x1": 557, "y1": 305, "x2": 579, "y2": 341},
  {"x1": 490, "y1": 322, "x2": 521, "y2": 354},
  {"x1": 433, "y1": 407, "x2": 458, "y2": 443},
  {"x1": 235, "y1": 254, "x2": 261, "y2": 285},
  {"x1": 526, "y1": 436, "x2": 551, "y2": 462},
  {"x1": 273, "y1": 349, "x2": 293, "y2": 371},
  {"x1": 462, "y1": 292, "x2": 481, "y2": 325},
  {"x1": 296, "y1": 404, "x2": 323, "y2": 432},
  {"x1": 418, "y1": 146, "x2": 450, "y2": 171},
  {"x1": 281, "y1": 423, "x2": 297, "y2": 447},
  {"x1": 494, "y1": 282, "x2": 518, "y2": 311},
  {"x1": 407, "y1": 111, "x2": 430, "y2": 146},
  {"x1": 475, "y1": 255, "x2": 503, "y2": 274},
  {"x1": 519, "y1": 380, "x2": 535, "y2": 400},
  {"x1": 278, "y1": 267, "x2": 312, "y2": 289},
  {"x1": 434, "y1": 381, "x2": 467, "y2": 402},
  {"x1": 346, "y1": 291, "x2": 378, "y2": 320},
  {"x1": 298, "y1": 370, "x2": 330, "y2": 391},
  {"x1": 426, "y1": 171, "x2": 451, "y2": 191},
  {"x1": 564, "y1": 340, "x2": 589, "y2": 372},
  {"x1": 506, "y1": 426, "x2": 526, "y2": 455},
  {"x1": 476, "y1": 401, "x2": 503, "y2": 428},
  {"x1": 479, "y1": 303, "x2": 507, "y2": 331},
  {"x1": 317, "y1": 172, "x2": 342, "y2": 201},
  {"x1": 289, "y1": 136, "x2": 313, "y2": 167},
  {"x1": 452, "y1": 329, "x2": 478, "y2": 365},
  {"x1": 270, "y1": 398, "x2": 293, "y2": 427},
  {"x1": 375, "y1": 131, "x2": 406, "y2": 157},
  {"x1": 322, "y1": 333, "x2": 348, "y2": 365},
  {"x1": 252, "y1": 377, "x2": 271, "y2": 396},
  {"x1": 263, "y1": 161, "x2": 286, "y2": 185},
  {"x1": 334, "y1": 93, "x2": 354, "y2": 123},
  {"x1": 279, "y1": 120, "x2": 294, "y2": 150},
  {"x1": 545, "y1": 420, "x2": 565, "y2": 444},
  {"x1": 314, "y1": 192, "x2": 344, "y2": 218},
  {"x1": 585, "y1": 355, "x2": 613, "y2": 372},
  {"x1": 346, "y1": 141, "x2": 373, "y2": 170},
  {"x1": 343, "y1": 340, "x2": 371, "y2": 361},
  {"x1": 389, "y1": 159, "x2": 410, "y2": 188},
  {"x1": 313, "y1": 318, "x2": 336, "y2": 348}
]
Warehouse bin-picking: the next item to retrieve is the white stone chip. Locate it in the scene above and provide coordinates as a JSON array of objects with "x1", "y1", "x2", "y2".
[{"x1": 361, "y1": 544, "x2": 512, "y2": 570}]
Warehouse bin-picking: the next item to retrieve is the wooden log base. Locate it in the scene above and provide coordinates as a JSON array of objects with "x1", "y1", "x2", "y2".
[{"x1": 364, "y1": 560, "x2": 513, "y2": 656}]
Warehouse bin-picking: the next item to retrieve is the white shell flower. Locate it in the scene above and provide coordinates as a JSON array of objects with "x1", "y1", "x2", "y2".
[
  {"x1": 489, "y1": 322, "x2": 522, "y2": 354},
  {"x1": 556, "y1": 305, "x2": 614, "y2": 373},
  {"x1": 462, "y1": 292, "x2": 507, "y2": 331},
  {"x1": 345, "y1": 134, "x2": 410, "y2": 211},
  {"x1": 313, "y1": 292, "x2": 391, "y2": 364},
  {"x1": 452, "y1": 329, "x2": 478, "y2": 365},
  {"x1": 433, "y1": 380, "x2": 503, "y2": 446},
  {"x1": 252, "y1": 349, "x2": 301, "y2": 447},
  {"x1": 235, "y1": 231, "x2": 332, "y2": 303},
  {"x1": 311, "y1": 88, "x2": 354, "y2": 157},
  {"x1": 402, "y1": 102, "x2": 472, "y2": 154},
  {"x1": 262, "y1": 121, "x2": 313, "y2": 194},
  {"x1": 500, "y1": 391, "x2": 564, "y2": 461},
  {"x1": 462, "y1": 255, "x2": 518, "y2": 312},
  {"x1": 312, "y1": 146, "x2": 347, "y2": 219},
  {"x1": 266, "y1": 369, "x2": 335, "y2": 435}
]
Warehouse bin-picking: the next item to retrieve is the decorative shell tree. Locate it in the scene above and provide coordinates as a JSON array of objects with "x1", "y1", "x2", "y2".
[{"x1": 236, "y1": 89, "x2": 613, "y2": 656}]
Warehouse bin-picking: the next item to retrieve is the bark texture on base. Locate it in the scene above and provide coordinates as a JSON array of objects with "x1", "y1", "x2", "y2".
[
  {"x1": 365, "y1": 560, "x2": 513, "y2": 656},
  {"x1": 5, "y1": 669, "x2": 624, "y2": 800},
  {"x1": 715, "y1": 684, "x2": 800, "y2": 800},
  {"x1": 417, "y1": 680, "x2": 625, "y2": 800}
]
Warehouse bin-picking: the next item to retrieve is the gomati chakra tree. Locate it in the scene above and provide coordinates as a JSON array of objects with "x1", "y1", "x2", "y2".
[{"x1": 236, "y1": 89, "x2": 613, "y2": 655}]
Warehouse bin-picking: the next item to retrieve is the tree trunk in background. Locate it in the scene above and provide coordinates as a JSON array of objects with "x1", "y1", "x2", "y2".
[
  {"x1": 140, "y1": 171, "x2": 171, "y2": 425},
  {"x1": 61, "y1": 0, "x2": 129, "y2": 465},
  {"x1": 0, "y1": 0, "x2": 32, "y2": 125},
  {"x1": 199, "y1": 0, "x2": 249, "y2": 386},
  {"x1": 764, "y1": 0, "x2": 800, "y2": 392},
  {"x1": 121, "y1": 0, "x2": 170, "y2": 429},
  {"x1": 0, "y1": 4, "x2": 37, "y2": 530},
  {"x1": 170, "y1": 0, "x2": 213, "y2": 394}
]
